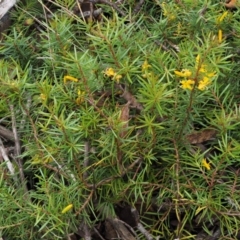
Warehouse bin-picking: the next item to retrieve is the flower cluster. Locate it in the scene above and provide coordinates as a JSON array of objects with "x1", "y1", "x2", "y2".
[
  {"x1": 142, "y1": 60, "x2": 151, "y2": 71},
  {"x1": 76, "y1": 89, "x2": 85, "y2": 105},
  {"x1": 161, "y1": 2, "x2": 177, "y2": 21},
  {"x1": 217, "y1": 11, "x2": 228, "y2": 44},
  {"x1": 63, "y1": 75, "x2": 85, "y2": 105},
  {"x1": 40, "y1": 93, "x2": 47, "y2": 102},
  {"x1": 175, "y1": 55, "x2": 215, "y2": 91},
  {"x1": 141, "y1": 60, "x2": 153, "y2": 79},
  {"x1": 104, "y1": 68, "x2": 122, "y2": 83}
]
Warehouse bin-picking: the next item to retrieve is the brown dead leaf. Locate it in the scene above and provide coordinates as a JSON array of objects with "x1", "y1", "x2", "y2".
[
  {"x1": 117, "y1": 84, "x2": 143, "y2": 111},
  {"x1": 119, "y1": 103, "x2": 130, "y2": 138},
  {"x1": 116, "y1": 103, "x2": 130, "y2": 168},
  {"x1": 105, "y1": 217, "x2": 136, "y2": 240},
  {"x1": 225, "y1": 0, "x2": 239, "y2": 9},
  {"x1": 186, "y1": 129, "x2": 217, "y2": 144},
  {"x1": 0, "y1": 125, "x2": 14, "y2": 141}
]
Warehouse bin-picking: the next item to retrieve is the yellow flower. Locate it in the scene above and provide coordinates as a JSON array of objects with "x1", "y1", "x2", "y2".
[
  {"x1": 207, "y1": 71, "x2": 216, "y2": 78},
  {"x1": 25, "y1": 18, "x2": 34, "y2": 26},
  {"x1": 61, "y1": 204, "x2": 73, "y2": 214},
  {"x1": 142, "y1": 72, "x2": 153, "y2": 79},
  {"x1": 104, "y1": 68, "x2": 116, "y2": 77},
  {"x1": 202, "y1": 159, "x2": 211, "y2": 170},
  {"x1": 76, "y1": 89, "x2": 85, "y2": 105},
  {"x1": 218, "y1": 29, "x2": 223, "y2": 43},
  {"x1": 112, "y1": 74, "x2": 122, "y2": 83},
  {"x1": 31, "y1": 154, "x2": 42, "y2": 165},
  {"x1": 177, "y1": 22, "x2": 181, "y2": 34},
  {"x1": 64, "y1": 75, "x2": 78, "y2": 84},
  {"x1": 199, "y1": 65, "x2": 207, "y2": 73},
  {"x1": 103, "y1": 68, "x2": 122, "y2": 83},
  {"x1": 198, "y1": 77, "x2": 211, "y2": 91},
  {"x1": 161, "y1": 2, "x2": 176, "y2": 20},
  {"x1": 177, "y1": 55, "x2": 215, "y2": 91},
  {"x1": 142, "y1": 60, "x2": 151, "y2": 71},
  {"x1": 174, "y1": 69, "x2": 192, "y2": 78},
  {"x1": 195, "y1": 54, "x2": 200, "y2": 66},
  {"x1": 40, "y1": 93, "x2": 47, "y2": 101},
  {"x1": 31, "y1": 154, "x2": 52, "y2": 164},
  {"x1": 180, "y1": 79, "x2": 195, "y2": 90}
]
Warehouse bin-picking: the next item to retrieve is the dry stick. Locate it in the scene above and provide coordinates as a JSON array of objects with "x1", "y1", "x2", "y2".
[
  {"x1": 172, "y1": 139, "x2": 182, "y2": 239},
  {"x1": 136, "y1": 223, "x2": 153, "y2": 240},
  {"x1": 19, "y1": 95, "x2": 31, "y2": 133},
  {"x1": 77, "y1": 8, "x2": 102, "y2": 18},
  {"x1": 9, "y1": 105, "x2": 21, "y2": 156},
  {"x1": 0, "y1": 0, "x2": 16, "y2": 19},
  {"x1": 116, "y1": 218, "x2": 139, "y2": 240},
  {"x1": 0, "y1": 138, "x2": 17, "y2": 182},
  {"x1": 133, "y1": 0, "x2": 145, "y2": 15},
  {"x1": 75, "y1": 189, "x2": 94, "y2": 216},
  {"x1": 115, "y1": 0, "x2": 125, "y2": 5},
  {"x1": 89, "y1": 1, "x2": 94, "y2": 22},
  {"x1": 131, "y1": 207, "x2": 154, "y2": 240},
  {"x1": 83, "y1": 224, "x2": 91, "y2": 240},
  {"x1": 9, "y1": 104, "x2": 29, "y2": 196},
  {"x1": 93, "y1": 227, "x2": 105, "y2": 240},
  {"x1": 20, "y1": 102, "x2": 41, "y2": 151},
  {"x1": 89, "y1": 0, "x2": 126, "y2": 16},
  {"x1": 75, "y1": 0, "x2": 86, "y2": 22},
  {"x1": 0, "y1": 125, "x2": 14, "y2": 141},
  {"x1": 172, "y1": 138, "x2": 181, "y2": 197},
  {"x1": 83, "y1": 141, "x2": 90, "y2": 180},
  {"x1": 47, "y1": 0, "x2": 100, "y2": 22},
  {"x1": 83, "y1": 141, "x2": 92, "y2": 240}
]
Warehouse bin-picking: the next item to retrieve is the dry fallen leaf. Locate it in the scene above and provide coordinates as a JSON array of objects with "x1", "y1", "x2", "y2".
[
  {"x1": 225, "y1": 0, "x2": 239, "y2": 8},
  {"x1": 0, "y1": 125, "x2": 14, "y2": 141},
  {"x1": 117, "y1": 84, "x2": 143, "y2": 111},
  {"x1": 119, "y1": 103, "x2": 130, "y2": 138},
  {"x1": 186, "y1": 129, "x2": 217, "y2": 144},
  {"x1": 105, "y1": 217, "x2": 136, "y2": 240}
]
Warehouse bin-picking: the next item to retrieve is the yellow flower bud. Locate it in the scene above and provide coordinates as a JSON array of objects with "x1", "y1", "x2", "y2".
[
  {"x1": 64, "y1": 76, "x2": 78, "y2": 84},
  {"x1": 202, "y1": 159, "x2": 210, "y2": 170},
  {"x1": 61, "y1": 204, "x2": 73, "y2": 214}
]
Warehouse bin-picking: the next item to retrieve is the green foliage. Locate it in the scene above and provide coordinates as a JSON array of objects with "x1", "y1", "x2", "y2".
[{"x1": 1, "y1": 0, "x2": 240, "y2": 239}]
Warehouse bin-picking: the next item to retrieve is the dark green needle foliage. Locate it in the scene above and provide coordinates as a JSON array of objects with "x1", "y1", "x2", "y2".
[{"x1": 1, "y1": 0, "x2": 240, "y2": 239}]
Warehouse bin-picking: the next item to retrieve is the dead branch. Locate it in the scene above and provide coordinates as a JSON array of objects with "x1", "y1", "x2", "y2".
[
  {"x1": 133, "y1": 0, "x2": 145, "y2": 15},
  {"x1": 0, "y1": 125, "x2": 14, "y2": 141},
  {"x1": 0, "y1": 138, "x2": 17, "y2": 182},
  {"x1": 89, "y1": 0, "x2": 126, "y2": 16},
  {"x1": 9, "y1": 104, "x2": 29, "y2": 196},
  {"x1": 131, "y1": 207, "x2": 154, "y2": 240},
  {"x1": 117, "y1": 84, "x2": 143, "y2": 111}
]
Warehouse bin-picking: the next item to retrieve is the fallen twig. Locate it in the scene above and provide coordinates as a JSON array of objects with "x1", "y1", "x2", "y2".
[
  {"x1": 9, "y1": 104, "x2": 29, "y2": 196},
  {"x1": 89, "y1": 0, "x2": 126, "y2": 16},
  {"x1": 83, "y1": 141, "x2": 90, "y2": 180},
  {"x1": 131, "y1": 207, "x2": 154, "y2": 240},
  {"x1": 0, "y1": 125, "x2": 14, "y2": 141},
  {"x1": 133, "y1": 0, "x2": 145, "y2": 15},
  {"x1": 0, "y1": 138, "x2": 17, "y2": 182}
]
